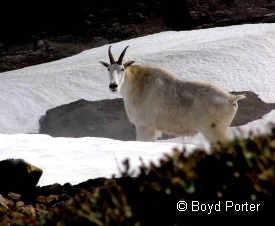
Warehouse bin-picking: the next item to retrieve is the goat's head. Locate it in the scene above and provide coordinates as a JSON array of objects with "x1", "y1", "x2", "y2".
[{"x1": 100, "y1": 45, "x2": 135, "y2": 92}]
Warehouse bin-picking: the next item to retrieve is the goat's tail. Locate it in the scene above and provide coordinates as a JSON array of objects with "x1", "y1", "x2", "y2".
[{"x1": 230, "y1": 94, "x2": 246, "y2": 104}]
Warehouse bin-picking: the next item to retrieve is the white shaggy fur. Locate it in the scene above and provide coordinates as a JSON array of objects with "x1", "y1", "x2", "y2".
[{"x1": 100, "y1": 46, "x2": 245, "y2": 144}]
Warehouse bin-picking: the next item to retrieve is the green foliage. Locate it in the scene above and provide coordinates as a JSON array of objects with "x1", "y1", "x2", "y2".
[{"x1": 18, "y1": 128, "x2": 275, "y2": 225}]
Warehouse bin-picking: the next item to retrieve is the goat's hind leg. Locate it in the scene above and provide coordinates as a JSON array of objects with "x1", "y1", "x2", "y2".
[{"x1": 135, "y1": 125, "x2": 158, "y2": 142}]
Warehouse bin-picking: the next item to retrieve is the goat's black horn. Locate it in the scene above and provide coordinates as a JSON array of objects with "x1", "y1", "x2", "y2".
[
  {"x1": 117, "y1": 46, "x2": 129, "y2": 65},
  {"x1": 108, "y1": 46, "x2": 115, "y2": 64}
]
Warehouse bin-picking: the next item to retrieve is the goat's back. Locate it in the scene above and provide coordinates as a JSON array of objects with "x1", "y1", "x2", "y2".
[{"x1": 126, "y1": 65, "x2": 239, "y2": 106}]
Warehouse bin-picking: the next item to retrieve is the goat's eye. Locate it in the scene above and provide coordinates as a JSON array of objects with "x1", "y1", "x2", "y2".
[
  {"x1": 121, "y1": 68, "x2": 124, "y2": 71},
  {"x1": 108, "y1": 68, "x2": 110, "y2": 71}
]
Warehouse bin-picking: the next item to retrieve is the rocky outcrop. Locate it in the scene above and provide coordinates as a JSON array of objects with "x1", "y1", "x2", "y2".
[
  {"x1": 0, "y1": 192, "x2": 36, "y2": 225},
  {"x1": 39, "y1": 98, "x2": 137, "y2": 141},
  {"x1": 0, "y1": 158, "x2": 109, "y2": 225},
  {"x1": 39, "y1": 92, "x2": 275, "y2": 139},
  {"x1": 0, "y1": 177, "x2": 111, "y2": 226},
  {"x1": 0, "y1": 159, "x2": 43, "y2": 198}
]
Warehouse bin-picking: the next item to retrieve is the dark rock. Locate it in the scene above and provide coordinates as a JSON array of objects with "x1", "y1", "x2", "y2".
[
  {"x1": 58, "y1": 194, "x2": 71, "y2": 201},
  {"x1": 35, "y1": 203, "x2": 46, "y2": 210},
  {"x1": 0, "y1": 206, "x2": 8, "y2": 214},
  {"x1": 9, "y1": 212, "x2": 25, "y2": 219},
  {"x1": 74, "y1": 177, "x2": 112, "y2": 194},
  {"x1": 19, "y1": 205, "x2": 36, "y2": 217},
  {"x1": 16, "y1": 201, "x2": 24, "y2": 208},
  {"x1": 0, "y1": 159, "x2": 43, "y2": 197},
  {"x1": 0, "y1": 195, "x2": 9, "y2": 210},
  {"x1": 5, "y1": 199, "x2": 14, "y2": 208},
  {"x1": 47, "y1": 183, "x2": 62, "y2": 195},
  {"x1": 61, "y1": 183, "x2": 74, "y2": 195},
  {"x1": 230, "y1": 91, "x2": 275, "y2": 126},
  {"x1": 36, "y1": 183, "x2": 62, "y2": 197},
  {"x1": 39, "y1": 98, "x2": 136, "y2": 141},
  {"x1": 8, "y1": 192, "x2": 21, "y2": 201},
  {"x1": 36, "y1": 195, "x2": 58, "y2": 206}
]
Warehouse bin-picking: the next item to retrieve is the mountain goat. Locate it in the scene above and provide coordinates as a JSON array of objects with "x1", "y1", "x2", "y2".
[{"x1": 99, "y1": 45, "x2": 245, "y2": 144}]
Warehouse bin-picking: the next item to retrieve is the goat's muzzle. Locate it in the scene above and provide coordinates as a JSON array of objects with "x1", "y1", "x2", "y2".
[{"x1": 109, "y1": 83, "x2": 118, "y2": 92}]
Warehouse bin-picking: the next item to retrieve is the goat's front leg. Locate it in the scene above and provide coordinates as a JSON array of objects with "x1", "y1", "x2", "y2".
[{"x1": 135, "y1": 125, "x2": 158, "y2": 142}]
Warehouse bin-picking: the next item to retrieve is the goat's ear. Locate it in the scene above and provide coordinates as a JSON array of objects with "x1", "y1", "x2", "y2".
[
  {"x1": 124, "y1": 61, "x2": 135, "y2": 68},
  {"x1": 99, "y1": 61, "x2": 110, "y2": 68}
]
